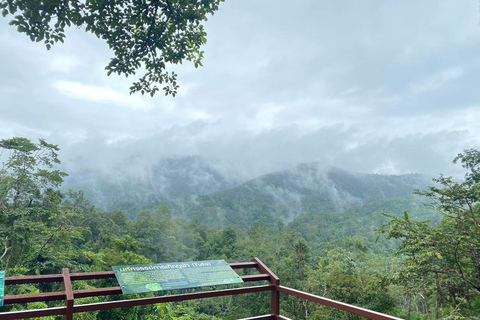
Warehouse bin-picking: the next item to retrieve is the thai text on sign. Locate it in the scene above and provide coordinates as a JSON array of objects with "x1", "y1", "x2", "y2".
[{"x1": 112, "y1": 260, "x2": 243, "y2": 294}]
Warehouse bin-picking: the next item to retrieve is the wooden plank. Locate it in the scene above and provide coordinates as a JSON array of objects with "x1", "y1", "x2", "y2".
[
  {"x1": 74, "y1": 286, "x2": 123, "y2": 298},
  {"x1": 70, "y1": 271, "x2": 115, "y2": 281},
  {"x1": 241, "y1": 274, "x2": 270, "y2": 282},
  {"x1": 5, "y1": 274, "x2": 63, "y2": 285},
  {"x1": 230, "y1": 262, "x2": 258, "y2": 269},
  {"x1": 0, "y1": 307, "x2": 66, "y2": 320},
  {"x1": 3, "y1": 291, "x2": 65, "y2": 305},
  {"x1": 254, "y1": 258, "x2": 279, "y2": 285}
]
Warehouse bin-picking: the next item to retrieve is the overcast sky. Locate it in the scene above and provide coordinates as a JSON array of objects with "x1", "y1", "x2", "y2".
[{"x1": 1, "y1": 0, "x2": 479, "y2": 180}]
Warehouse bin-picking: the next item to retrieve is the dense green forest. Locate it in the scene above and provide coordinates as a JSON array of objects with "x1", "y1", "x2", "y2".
[{"x1": 0, "y1": 137, "x2": 479, "y2": 319}]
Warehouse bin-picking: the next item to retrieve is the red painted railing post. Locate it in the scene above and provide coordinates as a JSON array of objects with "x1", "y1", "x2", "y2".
[
  {"x1": 254, "y1": 258, "x2": 280, "y2": 317},
  {"x1": 62, "y1": 268, "x2": 74, "y2": 320}
]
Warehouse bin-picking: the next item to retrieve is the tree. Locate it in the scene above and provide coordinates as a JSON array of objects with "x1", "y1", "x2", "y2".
[
  {"x1": 0, "y1": 137, "x2": 67, "y2": 208},
  {"x1": 0, "y1": 137, "x2": 80, "y2": 273},
  {"x1": 1, "y1": 0, "x2": 224, "y2": 96},
  {"x1": 380, "y1": 149, "x2": 480, "y2": 318}
]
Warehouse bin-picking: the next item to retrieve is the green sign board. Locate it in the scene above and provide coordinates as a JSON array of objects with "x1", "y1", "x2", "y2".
[
  {"x1": 112, "y1": 260, "x2": 243, "y2": 295},
  {"x1": 0, "y1": 271, "x2": 4, "y2": 307}
]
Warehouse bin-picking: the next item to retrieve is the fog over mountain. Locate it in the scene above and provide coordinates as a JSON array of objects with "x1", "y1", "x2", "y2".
[
  {"x1": 64, "y1": 156, "x2": 431, "y2": 228},
  {"x1": 63, "y1": 156, "x2": 239, "y2": 211},
  {"x1": 57, "y1": 123, "x2": 470, "y2": 184}
]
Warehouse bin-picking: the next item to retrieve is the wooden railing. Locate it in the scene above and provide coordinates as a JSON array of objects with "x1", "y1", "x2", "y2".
[{"x1": 0, "y1": 258, "x2": 403, "y2": 320}]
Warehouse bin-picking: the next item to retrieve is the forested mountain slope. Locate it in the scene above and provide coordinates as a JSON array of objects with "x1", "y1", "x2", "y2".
[
  {"x1": 63, "y1": 156, "x2": 238, "y2": 215},
  {"x1": 287, "y1": 196, "x2": 438, "y2": 256},
  {"x1": 66, "y1": 159, "x2": 431, "y2": 228},
  {"x1": 165, "y1": 164, "x2": 430, "y2": 228}
]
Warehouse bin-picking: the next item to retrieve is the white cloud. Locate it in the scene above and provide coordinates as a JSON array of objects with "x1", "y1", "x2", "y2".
[
  {"x1": 52, "y1": 80, "x2": 153, "y2": 110},
  {"x1": 410, "y1": 67, "x2": 464, "y2": 94},
  {"x1": 48, "y1": 55, "x2": 82, "y2": 73},
  {"x1": 185, "y1": 109, "x2": 215, "y2": 121},
  {"x1": 1, "y1": 0, "x2": 480, "y2": 180}
]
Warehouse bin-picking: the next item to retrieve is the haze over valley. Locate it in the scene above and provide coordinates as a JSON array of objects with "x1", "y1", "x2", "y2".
[{"x1": 63, "y1": 157, "x2": 433, "y2": 229}]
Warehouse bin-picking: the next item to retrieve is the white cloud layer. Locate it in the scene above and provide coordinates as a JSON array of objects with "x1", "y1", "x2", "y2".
[
  {"x1": 410, "y1": 67, "x2": 465, "y2": 94},
  {"x1": 52, "y1": 80, "x2": 153, "y2": 111},
  {"x1": 1, "y1": 0, "x2": 479, "y2": 180}
]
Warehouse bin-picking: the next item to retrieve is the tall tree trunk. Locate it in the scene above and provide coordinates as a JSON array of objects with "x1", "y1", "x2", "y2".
[
  {"x1": 435, "y1": 273, "x2": 440, "y2": 319},
  {"x1": 5, "y1": 249, "x2": 12, "y2": 271},
  {"x1": 422, "y1": 287, "x2": 432, "y2": 320},
  {"x1": 407, "y1": 293, "x2": 412, "y2": 320},
  {"x1": 292, "y1": 297, "x2": 296, "y2": 318}
]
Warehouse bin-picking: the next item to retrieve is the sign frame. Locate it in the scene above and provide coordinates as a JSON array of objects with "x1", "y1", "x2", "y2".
[
  {"x1": 112, "y1": 260, "x2": 243, "y2": 295},
  {"x1": 0, "y1": 271, "x2": 4, "y2": 307}
]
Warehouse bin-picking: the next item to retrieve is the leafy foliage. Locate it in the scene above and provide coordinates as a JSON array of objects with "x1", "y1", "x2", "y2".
[
  {"x1": 0, "y1": 137, "x2": 81, "y2": 274},
  {"x1": 2, "y1": 137, "x2": 478, "y2": 319},
  {"x1": 0, "y1": 0, "x2": 224, "y2": 96},
  {"x1": 381, "y1": 149, "x2": 480, "y2": 319}
]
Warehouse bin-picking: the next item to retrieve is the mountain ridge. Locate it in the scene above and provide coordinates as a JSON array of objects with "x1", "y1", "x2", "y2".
[{"x1": 63, "y1": 156, "x2": 431, "y2": 228}]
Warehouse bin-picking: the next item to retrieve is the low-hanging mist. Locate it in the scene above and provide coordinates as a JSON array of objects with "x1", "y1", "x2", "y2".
[{"x1": 63, "y1": 155, "x2": 431, "y2": 228}]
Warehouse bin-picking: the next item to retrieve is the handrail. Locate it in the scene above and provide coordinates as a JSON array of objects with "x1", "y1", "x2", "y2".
[
  {"x1": 278, "y1": 286, "x2": 403, "y2": 320},
  {"x1": 0, "y1": 259, "x2": 404, "y2": 320},
  {"x1": 4, "y1": 274, "x2": 270, "y2": 305}
]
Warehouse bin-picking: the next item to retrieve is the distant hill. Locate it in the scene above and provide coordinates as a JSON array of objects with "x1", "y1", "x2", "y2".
[
  {"x1": 65, "y1": 158, "x2": 432, "y2": 228},
  {"x1": 63, "y1": 156, "x2": 238, "y2": 215},
  {"x1": 173, "y1": 164, "x2": 431, "y2": 228},
  {"x1": 287, "y1": 196, "x2": 438, "y2": 256}
]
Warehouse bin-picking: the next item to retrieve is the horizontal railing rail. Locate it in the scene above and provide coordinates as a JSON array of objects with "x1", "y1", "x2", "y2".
[
  {"x1": 278, "y1": 286, "x2": 403, "y2": 320},
  {"x1": 4, "y1": 273, "x2": 270, "y2": 305},
  {"x1": 0, "y1": 259, "x2": 404, "y2": 320}
]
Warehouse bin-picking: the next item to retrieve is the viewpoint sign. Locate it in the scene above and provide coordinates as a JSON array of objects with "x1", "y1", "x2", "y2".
[
  {"x1": 112, "y1": 260, "x2": 243, "y2": 295},
  {"x1": 0, "y1": 271, "x2": 4, "y2": 307}
]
